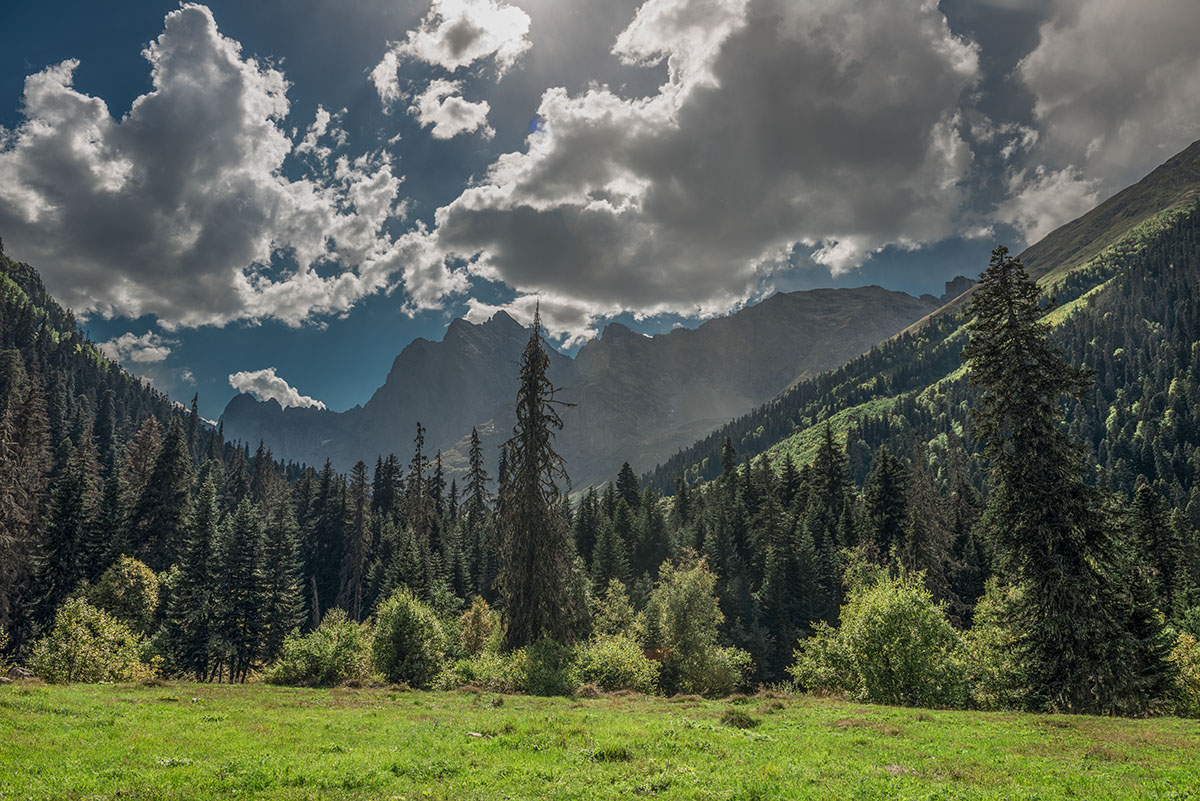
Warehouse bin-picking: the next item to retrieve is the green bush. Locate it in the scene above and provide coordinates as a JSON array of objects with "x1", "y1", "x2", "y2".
[
  {"x1": 264, "y1": 609, "x2": 373, "y2": 687},
  {"x1": 961, "y1": 580, "x2": 1028, "y2": 710},
  {"x1": 646, "y1": 555, "x2": 752, "y2": 696},
  {"x1": 87, "y1": 556, "x2": 160, "y2": 634},
  {"x1": 459, "y1": 596, "x2": 496, "y2": 657},
  {"x1": 372, "y1": 588, "x2": 447, "y2": 688},
  {"x1": 435, "y1": 650, "x2": 529, "y2": 693},
  {"x1": 1169, "y1": 632, "x2": 1200, "y2": 717},
  {"x1": 28, "y1": 598, "x2": 157, "y2": 683},
  {"x1": 572, "y1": 634, "x2": 659, "y2": 693},
  {"x1": 790, "y1": 569, "x2": 967, "y2": 708},
  {"x1": 526, "y1": 637, "x2": 575, "y2": 696}
]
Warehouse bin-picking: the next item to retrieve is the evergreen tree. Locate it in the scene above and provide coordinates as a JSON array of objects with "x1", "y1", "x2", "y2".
[
  {"x1": 466, "y1": 427, "x2": 491, "y2": 510},
  {"x1": 498, "y1": 306, "x2": 580, "y2": 649},
  {"x1": 0, "y1": 355, "x2": 50, "y2": 634},
  {"x1": 34, "y1": 431, "x2": 101, "y2": 625},
  {"x1": 615, "y1": 462, "x2": 640, "y2": 509},
  {"x1": 260, "y1": 487, "x2": 305, "y2": 662},
  {"x1": 864, "y1": 444, "x2": 908, "y2": 558},
  {"x1": 590, "y1": 516, "x2": 630, "y2": 591},
  {"x1": 167, "y1": 468, "x2": 220, "y2": 680},
  {"x1": 217, "y1": 498, "x2": 264, "y2": 682},
  {"x1": 336, "y1": 460, "x2": 371, "y2": 620},
  {"x1": 128, "y1": 416, "x2": 193, "y2": 570},
  {"x1": 963, "y1": 244, "x2": 1171, "y2": 713}
]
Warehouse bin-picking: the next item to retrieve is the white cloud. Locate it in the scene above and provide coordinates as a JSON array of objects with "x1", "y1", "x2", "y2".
[
  {"x1": 995, "y1": 165, "x2": 1101, "y2": 244},
  {"x1": 0, "y1": 4, "x2": 464, "y2": 329},
  {"x1": 1017, "y1": 0, "x2": 1200, "y2": 192},
  {"x1": 228, "y1": 367, "x2": 327, "y2": 410},
  {"x1": 464, "y1": 293, "x2": 617, "y2": 347},
  {"x1": 371, "y1": 0, "x2": 531, "y2": 108},
  {"x1": 411, "y1": 79, "x2": 493, "y2": 139},
  {"x1": 97, "y1": 331, "x2": 176, "y2": 363},
  {"x1": 432, "y1": 0, "x2": 980, "y2": 322}
]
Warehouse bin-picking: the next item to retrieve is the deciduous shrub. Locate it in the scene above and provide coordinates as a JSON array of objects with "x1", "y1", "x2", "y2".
[
  {"x1": 961, "y1": 580, "x2": 1028, "y2": 710},
  {"x1": 526, "y1": 636, "x2": 575, "y2": 696},
  {"x1": 790, "y1": 569, "x2": 967, "y2": 708},
  {"x1": 646, "y1": 555, "x2": 752, "y2": 696},
  {"x1": 434, "y1": 650, "x2": 529, "y2": 693},
  {"x1": 28, "y1": 598, "x2": 156, "y2": 683},
  {"x1": 1169, "y1": 631, "x2": 1200, "y2": 717},
  {"x1": 87, "y1": 556, "x2": 160, "y2": 634},
  {"x1": 572, "y1": 633, "x2": 659, "y2": 694},
  {"x1": 264, "y1": 609, "x2": 373, "y2": 687},
  {"x1": 372, "y1": 588, "x2": 447, "y2": 688},
  {"x1": 459, "y1": 596, "x2": 496, "y2": 657}
]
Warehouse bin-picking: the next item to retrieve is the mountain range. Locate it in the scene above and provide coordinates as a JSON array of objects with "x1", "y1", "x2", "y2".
[{"x1": 221, "y1": 283, "x2": 966, "y2": 486}]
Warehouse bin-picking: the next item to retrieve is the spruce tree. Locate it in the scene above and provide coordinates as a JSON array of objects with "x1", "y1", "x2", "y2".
[
  {"x1": 963, "y1": 244, "x2": 1171, "y2": 713},
  {"x1": 217, "y1": 498, "x2": 264, "y2": 682},
  {"x1": 260, "y1": 487, "x2": 305, "y2": 662},
  {"x1": 128, "y1": 416, "x2": 192, "y2": 570},
  {"x1": 168, "y1": 468, "x2": 220, "y2": 680},
  {"x1": 497, "y1": 306, "x2": 580, "y2": 649},
  {"x1": 0, "y1": 355, "x2": 50, "y2": 633},
  {"x1": 864, "y1": 444, "x2": 908, "y2": 558},
  {"x1": 34, "y1": 431, "x2": 101, "y2": 625},
  {"x1": 336, "y1": 460, "x2": 371, "y2": 620}
]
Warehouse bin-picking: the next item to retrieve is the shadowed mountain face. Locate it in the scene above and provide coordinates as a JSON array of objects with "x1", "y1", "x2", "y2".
[{"x1": 221, "y1": 286, "x2": 944, "y2": 486}]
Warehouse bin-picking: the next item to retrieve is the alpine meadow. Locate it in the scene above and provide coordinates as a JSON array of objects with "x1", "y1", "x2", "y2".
[{"x1": 3, "y1": 1, "x2": 1200, "y2": 799}]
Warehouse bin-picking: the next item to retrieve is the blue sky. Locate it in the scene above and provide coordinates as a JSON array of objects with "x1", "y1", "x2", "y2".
[{"x1": 2, "y1": 0, "x2": 1198, "y2": 419}]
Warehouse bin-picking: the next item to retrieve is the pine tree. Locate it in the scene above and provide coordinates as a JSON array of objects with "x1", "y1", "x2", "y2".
[
  {"x1": 128, "y1": 416, "x2": 193, "y2": 570},
  {"x1": 498, "y1": 306, "x2": 580, "y2": 649},
  {"x1": 34, "y1": 431, "x2": 101, "y2": 625},
  {"x1": 963, "y1": 244, "x2": 1171, "y2": 713},
  {"x1": 0, "y1": 355, "x2": 50, "y2": 633},
  {"x1": 590, "y1": 516, "x2": 630, "y2": 591},
  {"x1": 466, "y1": 427, "x2": 491, "y2": 510},
  {"x1": 260, "y1": 487, "x2": 304, "y2": 662},
  {"x1": 615, "y1": 462, "x2": 640, "y2": 509},
  {"x1": 217, "y1": 498, "x2": 264, "y2": 682},
  {"x1": 336, "y1": 460, "x2": 371, "y2": 620},
  {"x1": 864, "y1": 444, "x2": 908, "y2": 558},
  {"x1": 168, "y1": 468, "x2": 220, "y2": 680}
]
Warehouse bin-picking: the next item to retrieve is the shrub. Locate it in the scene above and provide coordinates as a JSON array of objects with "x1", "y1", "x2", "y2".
[
  {"x1": 790, "y1": 569, "x2": 967, "y2": 708},
  {"x1": 28, "y1": 598, "x2": 157, "y2": 683},
  {"x1": 372, "y1": 588, "x2": 447, "y2": 688},
  {"x1": 646, "y1": 555, "x2": 752, "y2": 696},
  {"x1": 593, "y1": 579, "x2": 638, "y2": 640},
  {"x1": 1169, "y1": 632, "x2": 1200, "y2": 717},
  {"x1": 459, "y1": 596, "x2": 496, "y2": 657},
  {"x1": 720, "y1": 708, "x2": 760, "y2": 729},
  {"x1": 526, "y1": 636, "x2": 575, "y2": 696},
  {"x1": 435, "y1": 650, "x2": 529, "y2": 693},
  {"x1": 87, "y1": 556, "x2": 160, "y2": 634},
  {"x1": 572, "y1": 633, "x2": 659, "y2": 694},
  {"x1": 961, "y1": 580, "x2": 1028, "y2": 710},
  {"x1": 264, "y1": 609, "x2": 373, "y2": 687}
]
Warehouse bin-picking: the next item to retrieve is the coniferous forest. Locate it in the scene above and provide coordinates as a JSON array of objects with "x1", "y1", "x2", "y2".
[{"x1": 3, "y1": 197, "x2": 1200, "y2": 718}]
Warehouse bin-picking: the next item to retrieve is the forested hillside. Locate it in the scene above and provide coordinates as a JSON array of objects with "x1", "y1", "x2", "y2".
[{"x1": 3, "y1": 150, "x2": 1200, "y2": 720}]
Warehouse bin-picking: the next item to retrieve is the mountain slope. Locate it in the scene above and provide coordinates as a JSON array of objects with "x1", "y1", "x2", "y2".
[
  {"x1": 647, "y1": 139, "x2": 1200, "y2": 498},
  {"x1": 221, "y1": 285, "x2": 945, "y2": 485}
]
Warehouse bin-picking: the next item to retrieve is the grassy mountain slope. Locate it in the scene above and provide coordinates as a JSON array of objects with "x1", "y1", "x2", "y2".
[{"x1": 647, "y1": 139, "x2": 1200, "y2": 495}]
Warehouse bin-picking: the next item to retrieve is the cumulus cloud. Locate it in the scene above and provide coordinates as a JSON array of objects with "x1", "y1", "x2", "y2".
[
  {"x1": 97, "y1": 331, "x2": 176, "y2": 364},
  {"x1": 371, "y1": 0, "x2": 531, "y2": 107},
  {"x1": 995, "y1": 165, "x2": 1101, "y2": 244},
  {"x1": 1016, "y1": 0, "x2": 1200, "y2": 201},
  {"x1": 228, "y1": 367, "x2": 327, "y2": 410},
  {"x1": 411, "y1": 79, "x2": 493, "y2": 139},
  {"x1": 428, "y1": 0, "x2": 979, "y2": 332},
  {"x1": 0, "y1": 4, "x2": 464, "y2": 329}
]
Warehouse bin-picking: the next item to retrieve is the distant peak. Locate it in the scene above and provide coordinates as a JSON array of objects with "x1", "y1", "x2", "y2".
[
  {"x1": 601, "y1": 321, "x2": 636, "y2": 340},
  {"x1": 488, "y1": 309, "x2": 523, "y2": 328}
]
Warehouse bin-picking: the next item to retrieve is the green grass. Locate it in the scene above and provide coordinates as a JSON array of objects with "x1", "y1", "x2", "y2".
[{"x1": 2, "y1": 682, "x2": 1198, "y2": 800}]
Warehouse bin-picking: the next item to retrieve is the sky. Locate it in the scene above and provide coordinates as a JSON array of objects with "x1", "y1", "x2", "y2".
[{"x1": 1, "y1": 0, "x2": 1198, "y2": 419}]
